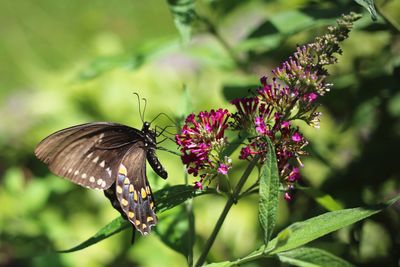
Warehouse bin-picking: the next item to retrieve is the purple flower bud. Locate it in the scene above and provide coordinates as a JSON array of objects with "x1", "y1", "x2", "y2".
[{"x1": 292, "y1": 132, "x2": 302, "y2": 142}]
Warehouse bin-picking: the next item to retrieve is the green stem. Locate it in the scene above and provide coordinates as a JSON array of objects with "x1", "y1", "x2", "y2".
[
  {"x1": 184, "y1": 171, "x2": 194, "y2": 267},
  {"x1": 194, "y1": 155, "x2": 260, "y2": 267}
]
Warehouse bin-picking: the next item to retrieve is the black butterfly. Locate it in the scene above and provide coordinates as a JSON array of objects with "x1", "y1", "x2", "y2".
[{"x1": 35, "y1": 121, "x2": 167, "y2": 235}]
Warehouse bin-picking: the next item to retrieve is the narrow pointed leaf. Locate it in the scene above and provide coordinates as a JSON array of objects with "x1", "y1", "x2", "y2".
[
  {"x1": 278, "y1": 247, "x2": 354, "y2": 267},
  {"x1": 259, "y1": 137, "x2": 280, "y2": 245},
  {"x1": 167, "y1": 0, "x2": 196, "y2": 44},
  {"x1": 59, "y1": 184, "x2": 215, "y2": 252},
  {"x1": 266, "y1": 195, "x2": 400, "y2": 254}
]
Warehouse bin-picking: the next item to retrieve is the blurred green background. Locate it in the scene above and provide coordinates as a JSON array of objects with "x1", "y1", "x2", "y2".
[{"x1": 0, "y1": 0, "x2": 399, "y2": 266}]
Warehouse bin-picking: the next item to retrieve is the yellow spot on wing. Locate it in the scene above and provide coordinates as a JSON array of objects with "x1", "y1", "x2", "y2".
[
  {"x1": 147, "y1": 216, "x2": 153, "y2": 222},
  {"x1": 134, "y1": 191, "x2": 138, "y2": 201},
  {"x1": 141, "y1": 188, "x2": 147, "y2": 199},
  {"x1": 121, "y1": 199, "x2": 128, "y2": 206},
  {"x1": 116, "y1": 186, "x2": 123, "y2": 194},
  {"x1": 142, "y1": 224, "x2": 147, "y2": 229},
  {"x1": 128, "y1": 211, "x2": 135, "y2": 218},
  {"x1": 119, "y1": 164, "x2": 127, "y2": 175},
  {"x1": 150, "y1": 202, "x2": 154, "y2": 209},
  {"x1": 129, "y1": 184, "x2": 134, "y2": 193},
  {"x1": 124, "y1": 178, "x2": 130, "y2": 185},
  {"x1": 146, "y1": 186, "x2": 150, "y2": 194},
  {"x1": 135, "y1": 220, "x2": 140, "y2": 226}
]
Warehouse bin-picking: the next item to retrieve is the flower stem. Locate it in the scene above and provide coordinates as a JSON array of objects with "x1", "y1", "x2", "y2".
[
  {"x1": 194, "y1": 155, "x2": 260, "y2": 267},
  {"x1": 184, "y1": 171, "x2": 195, "y2": 267}
]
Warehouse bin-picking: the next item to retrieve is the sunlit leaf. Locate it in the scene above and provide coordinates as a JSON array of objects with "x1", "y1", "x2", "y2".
[
  {"x1": 259, "y1": 137, "x2": 280, "y2": 245},
  {"x1": 278, "y1": 247, "x2": 354, "y2": 267}
]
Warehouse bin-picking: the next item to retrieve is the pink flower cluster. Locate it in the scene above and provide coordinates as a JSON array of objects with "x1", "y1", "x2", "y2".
[{"x1": 176, "y1": 109, "x2": 231, "y2": 188}]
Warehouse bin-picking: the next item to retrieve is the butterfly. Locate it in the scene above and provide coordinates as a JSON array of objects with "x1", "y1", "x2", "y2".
[{"x1": 34, "y1": 121, "x2": 167, "y2": 235}]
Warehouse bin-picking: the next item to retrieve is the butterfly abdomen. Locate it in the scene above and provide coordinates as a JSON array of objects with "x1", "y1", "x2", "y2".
[{"x1": 147, "y1": 149, "x2": 168, "y2": 179}]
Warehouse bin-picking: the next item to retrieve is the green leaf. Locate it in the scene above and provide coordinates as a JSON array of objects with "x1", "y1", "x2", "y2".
[
  {"x1": 58, "y1": 216, "x2": 129, "y2": 253},
  {"x1": 278, "y1": 247, "x2": 354, "y2": 267},
  {"x1": 155, "y1": 206, "x2": 190, "y2": 256},
  {"x1": 167, "y1": 0, "x2": 196, "y2": 44},
  {"x1": 269, "y1": 11, "x2": 315, "y2": 34},
  {"x1": 266, "y1": 195, "x2": 400, "y2": 254},
  {"x1": 259, "y1": 137, "x2": 280, "y2": 245},
  {"x1": 354, "y1": 0, "x2": 377, "y2": 21},
  {"x1": 59, "y1": 184, "x2": 214, "y2": 252},
  {"x1": 301, "y1": 187, "x2": 344, "y2": 211}
]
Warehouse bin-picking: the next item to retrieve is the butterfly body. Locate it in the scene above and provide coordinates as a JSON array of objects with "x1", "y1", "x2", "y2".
[{"x1": 35, "y1": 121, "x2": 167, "y2": 235}]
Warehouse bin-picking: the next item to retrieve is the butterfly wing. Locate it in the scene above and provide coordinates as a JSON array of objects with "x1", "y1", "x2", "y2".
[
  {"x1": 115, "y1": 142, "x2": 157, "y2": 235},
  {"x1": 35, "y1": 122, "x2": 143, "y2": 190}
]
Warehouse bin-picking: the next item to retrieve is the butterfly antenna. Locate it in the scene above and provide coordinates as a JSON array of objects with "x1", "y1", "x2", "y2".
[
  {"x1": 142, "y1": 97, "x2": 148, "y2": 122},
  {"x1": 133, "y1": 92, "x2": 145, "y2": 124}
]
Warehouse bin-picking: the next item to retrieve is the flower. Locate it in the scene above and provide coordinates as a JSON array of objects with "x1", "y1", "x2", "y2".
[
  {"x1": 217, "y1": 164, "x2": 229, "y2": 175},
  {"x1": 176, "y1": 109, "x2": 232, "y2": 187}
]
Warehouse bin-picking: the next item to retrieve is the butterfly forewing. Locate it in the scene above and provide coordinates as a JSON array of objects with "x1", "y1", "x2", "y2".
[
  {"x1": 35, "y1": 122, "x2": 143, "y2": 190},
  {"x1": 115, "y1": 142, "x2": 157, "y2": 235}
]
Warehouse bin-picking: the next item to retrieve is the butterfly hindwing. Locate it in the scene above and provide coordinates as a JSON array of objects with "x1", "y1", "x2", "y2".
[
  {"x1": 35, "y1": 122, "x2": 143, "y2": 190},
  {"x1": 115, "y1": 142, "x2": 157, "y2": 235}
]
